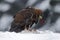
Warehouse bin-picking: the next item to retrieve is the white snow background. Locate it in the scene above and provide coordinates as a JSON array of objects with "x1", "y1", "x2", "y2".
[
  {"x1": 0, "y1": 31, "x2": 60, "y2": 40},
  {"x1": 0, "y1": 0, "x2": 60, "y2": 40}
]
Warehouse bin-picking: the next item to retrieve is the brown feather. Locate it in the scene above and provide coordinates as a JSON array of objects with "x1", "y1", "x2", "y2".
[{"x1": 9, "y1": 7, "x2": 42, "y2": 32}]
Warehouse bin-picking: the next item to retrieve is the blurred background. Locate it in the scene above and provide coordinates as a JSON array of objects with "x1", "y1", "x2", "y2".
[{"x1": 0, "y1": 0, "x2": 60, "y2": 33}]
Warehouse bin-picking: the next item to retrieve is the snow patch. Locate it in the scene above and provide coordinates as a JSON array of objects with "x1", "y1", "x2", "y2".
[
  {"x1": 26, "y1": 0, "x2": 37, "y2": 6},
  {"x1": 54, "y1": 4, "x2": 60, "y2": 13},
  {"x1": 35, "y1": 0, "x2": 50, "y2": 11},
  {"x1": 5, "y1": 0, "x2": 16, "y2": 3},
  {"x1": 0, "y1": 14, "x2": 13, "y2": 31},
  {"x1": 50, "y1": 17, "x2": 60, "y2": 32},
  {"x1": 0, "y1": 31, "x2": 60, "y2": 40},
  {"x1": 0, "y1": 3, "x2": 11, "y2": 12}
]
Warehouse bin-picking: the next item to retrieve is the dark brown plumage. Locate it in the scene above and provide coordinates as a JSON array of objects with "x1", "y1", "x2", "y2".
[{"x1": 9, "y1": 7, "x2": 43, "y2": 32}]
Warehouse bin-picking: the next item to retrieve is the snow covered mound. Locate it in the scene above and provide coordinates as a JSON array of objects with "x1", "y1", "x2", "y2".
[
  {"x1": 21, "y1": 30, "x2": 53, "y2": 34},
  {"x1": 0, "y1": 30, "x2": 60, "y2": 40}
]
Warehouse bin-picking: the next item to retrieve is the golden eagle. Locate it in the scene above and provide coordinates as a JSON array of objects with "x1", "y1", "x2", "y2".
[{"x1": 9, "y1": 7, "x2": 43, "y2": 32}]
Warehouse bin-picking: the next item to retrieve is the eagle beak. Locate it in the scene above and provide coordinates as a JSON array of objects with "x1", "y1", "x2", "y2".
[{"x1": 39, "y1": 16, "x2": 42, "y2": 19}]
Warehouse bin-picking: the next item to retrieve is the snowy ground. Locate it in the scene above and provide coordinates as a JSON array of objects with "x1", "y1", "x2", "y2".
[{"x1": 0, "y1": 30, "x2": 60, "y2": 40}]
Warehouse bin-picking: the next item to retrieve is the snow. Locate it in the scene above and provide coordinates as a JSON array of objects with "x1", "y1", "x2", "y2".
[
  {"x1": 26, "y1": 0, "x2": 37, "y2": 6},
  {"x1": 0, "y1": 3, "x2": 11, "y2": 12},
  {"x1": 54, "y1": 4, "x2": 60, "y2": 13},
  {"x1": 35, "y1": 0, "x2": 50, "y2": 11},
  {"x1": 0, "y1": 14, "x2": 13, "y2": 31},
  {"x1": 49, "y1": 17, "x2": 60, "y2": 32},
  {"x1": 5, "y1": 0, "x2": 16, "y2": 3},
  {"x1": 0, "y1": 31, "x2": 60, "y2": 40}
]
